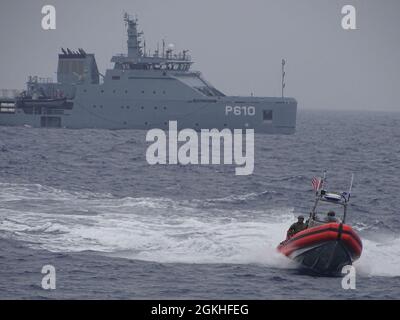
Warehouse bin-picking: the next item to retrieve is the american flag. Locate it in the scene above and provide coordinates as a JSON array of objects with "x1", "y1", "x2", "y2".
[{"x1": 312, "y1": 177, "x2": 322, "y2": 191}]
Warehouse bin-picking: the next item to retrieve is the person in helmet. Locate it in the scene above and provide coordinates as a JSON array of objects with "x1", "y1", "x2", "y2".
[
  {"x1": 325, "y1": 210, "x2": 339, "y2": 223},
  {"x1": 286, "y1": 215, "x2": 308, "y2": 239}
]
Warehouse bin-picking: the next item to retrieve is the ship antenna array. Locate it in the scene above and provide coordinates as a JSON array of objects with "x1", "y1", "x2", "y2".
[
  {"x1": 123, "y1": 12, "x2": 129, "y2": 25},
  {"x1": 162, "y1": 39, "x2": 166, "y2": 58}
]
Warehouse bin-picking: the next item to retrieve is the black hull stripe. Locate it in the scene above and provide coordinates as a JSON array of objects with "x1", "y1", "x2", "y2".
[
  {"x1": 293, "y1": 241, "x2": 354, "y2": 275},
  {"x1": 285, "y1": 227, "x2": 362, "y2": 248}
]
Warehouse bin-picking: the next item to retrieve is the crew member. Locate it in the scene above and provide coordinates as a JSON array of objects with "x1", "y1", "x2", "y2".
[
  {"x1": 325, "y1": 210, "x2": 339, "y2": 223},
  {"x1": 286, "y1": 215, "x2": 307, "y2": 239}
]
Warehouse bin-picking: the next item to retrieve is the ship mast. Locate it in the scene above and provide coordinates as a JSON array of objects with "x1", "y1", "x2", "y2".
[
  {"x1": 281, "y1": 59, "x2": 286, "y2": 99},
  {"x1": 124, "y1": 13, "x2": 142, "y2": 62}
]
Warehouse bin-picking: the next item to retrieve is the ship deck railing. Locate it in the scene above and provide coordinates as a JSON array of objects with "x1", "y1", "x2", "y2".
[
  {"x1": 27, "y1": 76, "x2": 54, "y2": 84},
  {"x1": 0, "y1": 89, "x2": 19, "y2": 114},
  {"x1": 0, "y1": 89, "x2": 21, "y2": 99}
]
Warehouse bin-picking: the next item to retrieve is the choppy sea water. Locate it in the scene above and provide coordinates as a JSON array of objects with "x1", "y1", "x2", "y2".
[{"x1": 0, "y1": 110, "x2": 399, "y2": 299}]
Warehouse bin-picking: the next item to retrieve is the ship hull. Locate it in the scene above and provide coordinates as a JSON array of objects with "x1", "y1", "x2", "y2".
[
  {"x1": 0, "y1": 96, "x2": 297, "y2": 133},
  {"x1": 290, "y1": 240, "x2": 353, "y2": 276}
]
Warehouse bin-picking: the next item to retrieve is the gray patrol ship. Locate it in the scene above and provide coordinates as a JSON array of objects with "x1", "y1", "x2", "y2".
[{"x1": 0, "y1": 14, "x2": 297, "y2": 133}]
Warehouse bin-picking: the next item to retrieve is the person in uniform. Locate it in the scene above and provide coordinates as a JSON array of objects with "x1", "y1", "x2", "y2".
[
  {"x1": 325, "y1": 210, "x2": 339, "y2": 223},
  {"x1": 286, "y1": 215, "x2": 307, "y2": 239}
]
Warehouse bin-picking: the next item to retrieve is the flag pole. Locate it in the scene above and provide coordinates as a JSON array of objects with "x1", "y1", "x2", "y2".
[
  {"x1": 348, "y1": 174, "x2": 354, "y2": 201},
  {"x1": 281, "y1": 59, "x2": 286, "y2": 100},
  {"x1": 320, "y1": 171, "x2": 326, "y2": 191}
]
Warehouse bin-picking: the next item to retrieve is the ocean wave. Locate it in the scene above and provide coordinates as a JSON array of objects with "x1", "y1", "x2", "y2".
[{"x1": 0, "y1": 182, "x2": 399, "y2": 277}]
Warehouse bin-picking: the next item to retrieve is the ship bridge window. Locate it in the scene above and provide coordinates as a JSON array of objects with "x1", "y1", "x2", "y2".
[
  {"x1": 210, "y1": 87, "x2": 225, "y2": 97},
  {"x1": 175, "y1": 74, "x2": 225, "y2": 97},
  {"x1": 196, "y1": 86, "x2": 225, "y2": 97},
  {"x1": 195, "y1": 87, "x2": 215, "y2": 97}
]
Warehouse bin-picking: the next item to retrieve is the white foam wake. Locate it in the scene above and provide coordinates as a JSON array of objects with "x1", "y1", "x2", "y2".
[
  {"x1": 0, "y1": 183, "x2": 399, "y2": 276},
  {"x1": 355, "y1": 237, "x2": 400, "y2": 277}
]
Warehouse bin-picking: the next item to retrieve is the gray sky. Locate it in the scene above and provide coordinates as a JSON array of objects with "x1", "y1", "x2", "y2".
[{"x1": 0, "y1": 0, "x2": 399, "y2": 111}]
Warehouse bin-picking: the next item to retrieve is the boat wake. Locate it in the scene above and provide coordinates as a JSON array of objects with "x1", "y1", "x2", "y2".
[{"x1": 0, "y1": 183, "x2": 399, "y2": 277}]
